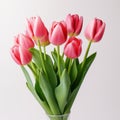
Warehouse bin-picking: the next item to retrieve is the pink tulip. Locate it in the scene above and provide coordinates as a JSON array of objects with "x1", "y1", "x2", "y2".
[
  {"x1": 64, "y1": 37, "x2": 82, "y2": 58},
  {"x1": 65, "y1": 14, "x2": 83, "y2": 36},
  {"x1": 26, "y1": 16, "x2": 49, "y2": 46},
  {"x1": 84, "y1": 18, "x2": 106, "y2": 42},
  {"x1": 14, "y1": 34, "x2": 34, "y2": 49},
  {"x1": 10, "y1": 45, "x2": 32, "y2": 65},
  {"x1": 49, "y1": 21, "x2": 67, "y2": 45}
]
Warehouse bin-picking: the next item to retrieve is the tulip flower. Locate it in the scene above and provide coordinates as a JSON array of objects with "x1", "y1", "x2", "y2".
[
  {"x1": 14, "y1": 34, "x2": 34, "y2": 49},
  {"x1": 84, "y1": 18, "x2": 106, "y2": 42},
  {"x1": 49, "y1": 21, "x2": 67, "y2": 45},
  {"x1": 64, "y1": 37, "x2": 82, "y2": 58},
  {"x1": 26, "y1": 16, "x2": 49, "y2": 46},
  {"x1": 10, "y1": 45, "x2": 32, "y2": 65},
  {"x1": 65, "y1": 14, "x2": 83, "y2": 37}
]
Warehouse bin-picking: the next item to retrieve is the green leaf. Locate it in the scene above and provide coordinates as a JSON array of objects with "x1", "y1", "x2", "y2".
[
  {"x1": 21, "y1": 66, "x2": 33, "y2": 86},
  {"x1": 51, "y1": 49, "x2": 65, "y2": 74},
  {"x1": 44, "y1": 60, "x2": 57, "y2": 88},
  {"x1": 45, "y1": 54, "x2": 54, "y2": 67},
  {"x1": 64, "y1": 52, "x2": 97, "y2": 113},
  {"x1": 30, "y1": 48, "x2": 42, "y2": 69},
  {"x1": 21, "y1": 66, "x2": 52, "y2": 114},
  {"x1": 65, "y1": 57, "x2": 70, "y2": 69},
  {"x1": 69, "y1": 59, "x2": 78, "y2": 84},
  {"x1": 75, "y1": 58, "x2": 79, "y2": 66},
  {"x1": 26, "y1": 82, "x2": 52, "y2": 114},
  {"x1": 55, "y1": 69, "x2": 71, "y2": 113},
  {"x1": 27, "y1": 62, "x2": 37, "y2": 77},
  {"x1": 35, "y1": 80, "x2": 46, "y2": 101},
  {"x1": 39, "y1": 70, "x2": 60, "y2": 115},
  {"x1": 30, "y1": 52, "x2": 58, "y2": 89},
  {"x1": 77, "y1": 52, "x2": 97, "y2": 86},
  {"x1": 30, "y1": 48, "x2": 57, "y2": 88},
  {"x1": 64, "y1": 86, "x2": 78, "y2": 113}
]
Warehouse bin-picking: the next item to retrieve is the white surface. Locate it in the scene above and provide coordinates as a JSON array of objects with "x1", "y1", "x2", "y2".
[{"x1": 0, "y1": 0, "x2": 120, "y2": 120}]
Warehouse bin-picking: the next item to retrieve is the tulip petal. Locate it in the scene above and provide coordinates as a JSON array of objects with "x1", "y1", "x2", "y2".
[
  {"x1": 75, "y1": 16, "x2": 83, "y2": 35},
  {"x1": 33, "y1": 17, "x2": 48, "y2": 38},
  {"x1": 66, "y1": 14, "x2": 74, "y2": 34},
  {"x1": 10, "y1": 45, "x2": 22, "y2": 65},
  {"x1": 26, "y1": 19, "x2": 34, "y2": 38},
  {"x1": 64, "y1": 43, "x2": 75, "y2": 58},
  {"x1": 94, "y1": 22, "x2": 106, "y2": 42},
  {"x1": 84, "y1": 18, "x2": 106, "y2": 42},
  {"x1": 64, "y1": 37, "x2": 82, "y2": 58},
  {"x1": 50, "y1": 23, "x2": 66, "y2": 45},
  {"x1": 84, "y1": 19, "x2": 96, "y2": 40},
  {"x1": 66, "y1": 14, "x2": 83, "y2": 36},
  {"x1": 19, "y1": 46, "x2": 32, "y2": 65},
  {"x1": 60, "y1": 21, "x2": 67, "y2": 39},
  {"x1": 15, "y1": 34, "x2": 34, "y2": 49},
  {"x1": 73, "y1": 14, "x2": 79, "y2": 30}
]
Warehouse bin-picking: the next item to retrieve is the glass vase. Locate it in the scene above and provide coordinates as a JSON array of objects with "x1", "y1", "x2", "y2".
[{"x1": 46, "y1": 113, "x2": 70, "y2": 120}]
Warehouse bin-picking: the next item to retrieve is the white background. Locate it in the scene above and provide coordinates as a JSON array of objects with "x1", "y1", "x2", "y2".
[{"x1": 0, "y1": 0, "x2": 120, "y2": 120}]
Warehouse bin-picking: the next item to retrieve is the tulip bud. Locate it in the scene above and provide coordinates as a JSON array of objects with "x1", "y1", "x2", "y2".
[
  {"x1": 65, "y1": 14, "x2": 83, "y2": 37},
  {"x1": 26, "y1": 16, "x2": 49, "y2": 46},
  {"x1": 14, "y1": 34, "x2": 34, "y2": 49},
  {"x1": 10, "y1": 45, "x2": 32, "y2": 65},
  {"x1": 64, "y1": 37, "x2": 82, "y2": 58},
  {"x1": 84, "y1": 18, "x2": 106, "y2": 42},
  {"x1": 49, "y1": 21, "x2": 67, "y2": 45}
]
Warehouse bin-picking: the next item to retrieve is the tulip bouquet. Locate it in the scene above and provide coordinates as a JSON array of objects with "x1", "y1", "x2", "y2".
[{"x1": 10, "y1": 14, "x2": 105, "y2": 118}]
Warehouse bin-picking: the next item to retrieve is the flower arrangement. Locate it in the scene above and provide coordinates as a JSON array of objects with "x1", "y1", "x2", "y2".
[{"x1": 10, "y1": 14, "x2": 105, "y2": 117}]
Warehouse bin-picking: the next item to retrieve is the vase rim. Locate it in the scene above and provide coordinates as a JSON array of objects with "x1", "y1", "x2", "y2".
[{"x1": 47, "y1": 113, "x2": 70, "y2": 117}]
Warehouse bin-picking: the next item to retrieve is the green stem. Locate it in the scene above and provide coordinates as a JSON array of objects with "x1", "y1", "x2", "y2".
[
  {"x1": 57, "y1": 46, "x2": 61, "y2": 77},
  {"x1": 30, "y1": 61, "x2": 36, "y2": 73},
  {"x1": 37, "y1": 41, "x2": 47, "y2": 74},
  {"x1": 27, "y1": 62, "x2": 36, "y2": 77},
  {"x1": 43, "y1": 46, "x2": 46, "y2": 60},
  {"x1": 62, "y1": 51, "x2": 64, "y2": 58},
  {"x1": 68, "y1": 58, "x2": 72, "y2": 74},
  {"x1": 81, "y1": 41, "x2": 92, "y2": 69}
]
